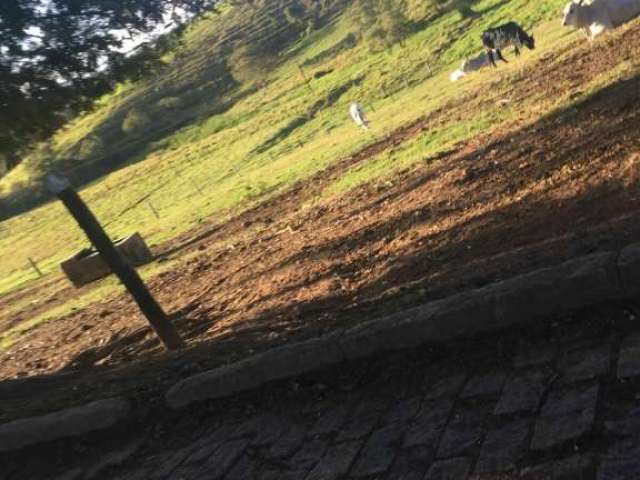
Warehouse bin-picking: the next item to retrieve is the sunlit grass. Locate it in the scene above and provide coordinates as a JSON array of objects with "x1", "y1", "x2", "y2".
[{"x1": 1, "y1": 0, "x2": 631, "y2": 339}]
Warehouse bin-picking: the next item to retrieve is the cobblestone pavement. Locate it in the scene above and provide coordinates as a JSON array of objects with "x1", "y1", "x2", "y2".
[{"x1": 5, "y1": 305, "x2": 640, "y2": 480}]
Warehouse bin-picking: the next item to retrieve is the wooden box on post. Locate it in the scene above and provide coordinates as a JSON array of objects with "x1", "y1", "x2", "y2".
[{"x1": 61, "y1": 233, "x2": 153, "y2": 288}]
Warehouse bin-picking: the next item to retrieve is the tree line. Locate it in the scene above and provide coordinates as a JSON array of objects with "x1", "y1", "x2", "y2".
[{"x1": 0, "y1": 0, "x2": 218, "y2": 172}]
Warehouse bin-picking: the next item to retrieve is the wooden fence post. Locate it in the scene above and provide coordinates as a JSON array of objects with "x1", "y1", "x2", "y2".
[
  {"x1": 29, "y1": 258, "x2": 43, "y2": 278},
  {"x1": 45, "y1": 174, "x2": 185, "y2": 351},
  {"x1": 297, "y1": 64, "x2": 314, "y2": 94},
  {"x1": 191, "y1": 179, "x2": 205, "y2": 196},
  {"x1": 147, "y1": 200, "x2": 160, "y2": 219}
]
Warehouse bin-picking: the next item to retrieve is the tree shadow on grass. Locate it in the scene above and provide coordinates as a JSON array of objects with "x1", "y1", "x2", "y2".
[
  {"x1": 1, "y1": 71, "x2": 639, "y2": 423},
  {"x1": 0, "y1": 69, "x2": 253, "y2": 222}
]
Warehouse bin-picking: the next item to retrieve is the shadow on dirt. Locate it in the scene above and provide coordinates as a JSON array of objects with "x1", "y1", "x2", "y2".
[{"x1": 1, "y1": 72, "x2": 639, "y2": 423}]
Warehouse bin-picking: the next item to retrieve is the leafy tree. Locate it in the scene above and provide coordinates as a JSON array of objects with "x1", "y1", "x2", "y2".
[
  {"x1": 0, "y1": 0, "x2": 217, "y2": 164},
  {"x1": 284, "y1": 4, "x2": 307, "y2": 28},
  {"x1": 432, "y1": 0, "x2": 479, "y2": 19},
  {"x1": 352, "y1": 0, "x2": 413, "y2": 52}
]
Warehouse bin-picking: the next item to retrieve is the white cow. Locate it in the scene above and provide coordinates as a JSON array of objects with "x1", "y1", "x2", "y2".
[
  {"x1": 562, "y1": 0, "x2": 640, "y2": 40},
  {"x1": 450, "y1": 51, "x2": 494, "y2": 82},
  {"x1": 349, "y1": 102, "x2": 369, "y2": 130}
]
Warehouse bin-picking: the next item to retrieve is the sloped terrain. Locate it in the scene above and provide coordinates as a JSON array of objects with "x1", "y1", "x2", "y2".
[
  {"x1": 0, "y1": 0, "x2": 570, "y2": 295},
  {"x1": 1, "y1": 17, "x2": 639, "y2": 421}
]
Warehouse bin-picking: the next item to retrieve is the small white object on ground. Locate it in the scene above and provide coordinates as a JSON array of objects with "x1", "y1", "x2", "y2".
[
  {"x1": 350, "y1": 102, "x2": 370, "y2": 130},
  {"x1": 450, "y1": 51, "x2": 494, "y2": 82}
]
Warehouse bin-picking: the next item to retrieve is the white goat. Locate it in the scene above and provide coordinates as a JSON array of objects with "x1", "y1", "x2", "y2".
[
  {"x1": 450, "y1": 51, "x2": 494, "y2": 82},
  {"x1": 562, "y1": 0, "x2": 640, "y2": 40},
  {"x1": 350, "y1": 102, "x2": 369, "y2": 130}
]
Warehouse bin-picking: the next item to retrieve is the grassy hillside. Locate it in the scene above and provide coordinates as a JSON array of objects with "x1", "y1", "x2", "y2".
[{"x1": 1, "y1": 0, "x2": 632, "y2": 331}]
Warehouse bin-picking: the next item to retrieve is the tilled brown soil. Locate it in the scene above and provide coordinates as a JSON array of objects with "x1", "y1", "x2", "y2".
[{"x1": 1, "y1": 24, "x2": 640, "y2": 421}]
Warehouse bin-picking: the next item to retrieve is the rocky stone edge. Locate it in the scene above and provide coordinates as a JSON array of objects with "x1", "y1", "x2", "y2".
[
  {"x1": 2, "y1": 243, "x2": 639, "y2": 453},
  {"x1": 0, "y1": 398, "x2": 131, "y2": 454},
  {"x1": 166, "y1": 243, "x2": 640, "y2": 409}
]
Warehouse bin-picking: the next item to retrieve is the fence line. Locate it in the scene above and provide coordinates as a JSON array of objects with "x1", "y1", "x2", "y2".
[{"x1": 7, "y1": 87, "x2": 393, "y2": 291}]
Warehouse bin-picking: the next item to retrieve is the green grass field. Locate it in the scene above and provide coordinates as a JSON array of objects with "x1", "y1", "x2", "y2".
[{"x1": 1, "y1": 0, "x2": 627, "y2": 341}]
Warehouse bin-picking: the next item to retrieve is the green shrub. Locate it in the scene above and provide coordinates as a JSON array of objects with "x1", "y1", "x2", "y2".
[
  {"x1": 77, "y1": 136, "x2": 105, "y2": 160},
  {"x1": 157, "y1": 96, "x2": 182, "y2": 110},
  {"x1": 229, "y1": 44, "x2": 278, "y2": 84},
  {"x1": 121, "y1": 109, "x2": 152, "y2": 135},
  {"x1": 352, "y1": 0, "x2": 413, "y2": 52}
]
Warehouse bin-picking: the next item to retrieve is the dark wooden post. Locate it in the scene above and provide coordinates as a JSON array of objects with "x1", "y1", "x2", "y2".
[
  {"x1": 147, "y1": 200, "x2": 160, "y2": 219},
  {"x1": 297, "y1": 64, "x2": 314, "y2": 94},
  {"x1": 29, "y1": 258, "x2": 44, "y2": 278},
  {"x1": 190, "y1": 179, "x2": 205, "y2": 196},
  {"x1": 45, "y1": 174, "x2": 185, "y2": 351}
]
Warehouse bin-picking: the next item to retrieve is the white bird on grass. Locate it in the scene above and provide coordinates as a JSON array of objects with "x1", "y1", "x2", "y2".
[{"x1": 350, "y1": 102, "x2": 370, "y2": 130}]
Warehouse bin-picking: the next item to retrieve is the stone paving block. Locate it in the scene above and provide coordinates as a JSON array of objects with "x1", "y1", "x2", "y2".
[
  {"x1": 436, "y1": 404, "x2": 491, "y2": 459},
  {"x1": 513, "y1": 344, "x2": 555, "y2": 369},
  {"x1": 336, "y1": 398, "x2": 389, "y2": 442},
  {"x1": 261, "y1": 467, "x2": 303, "y2": 479},
  {"x1": 233, "y1": 413, "x2": 287, "y2": 446},
  {"x1": 225, "y1": 456, "x2": 259, "y2": 480},
  {"x1": 557, "y1": 343, "x2": 611, "y2": 384},
  {"x1": 338, "y1": 297, "x2": 468, "y2": 362},
  {"x1": 605, "y1": 406, "x2": 640, "y2": 437},
  {"x1": 309, "y1": 403, "x2": 351, "y2": 437},
  {"x1": 553, "y1": 455, "x2": 594, "y2": 479},
  {"x1": 475, "y1": 418, "x2": 530, "y2": 475},
  {"x1": 602, "y1": 438, "x2": 640, "y2": 459},
  {"x1": 531, "y1": 383, "x2": 599, "y2": 451},
  {"x1": 424, "y1": 457, "x2": 471, "y2": 480},
  {"x1": 83, "y1": 439, "x2": 144, "y2": 480},
  {"x1": 270, "y1": 424, "x2": 307, "y2": 459},
  {"x1": 166, "y1": 335, "x2": 345, "y2": 409},
  {"x1": 462, "y1": 371, "x2": 507, "y2": 398},
  {"x1": 290, "y1": 439, "x2": 328, "y2": 472},
  {"x1": 597, "y1": 442, "x2": 640, "y2": 480},
  {"x1": 404, "y1": 398, "x2": 454, "y2": 449},
  {"x1": 617, "y1": 333, "x2": 640, "y2": 379},
  {"x1": 263, "y1": 468, "x2": 307, "y2": 480},
  {"x1": 338, "y1": 314, "x2": 409, "y2": 361},
  {"x1": 387, "y1": 446, "x2": 432, "y2": 480},
  {"x1": 424, "y1": 373, "x2": 467, "y2": 400},
  {"x1": 558, "y1": 252, "x2": 623, "y2": 308},
  {"x1": 351, "y1": 422, "x2": 405, "y2": 477},
  {"x1": 170, "y1": 464, "x2": 203, "y2": 480},
  {"x1": 388, "y1": 471, "x2": 425, "y2": 480},
  {"x1": 112, "y1": 467, "x2": 152, "y2": 480},
  {"x1": 618, "y1": 242, "x2": 640, "y2": 296},
  {"x1": 150, "y1": 447, "x2": 192, "y2": 480},
  {"x1": 52, "y1": 469, "x2": 84, "y2": 480},
  {"x1": 305, "y1": 441, "x2": 361, "y2": 480},
  {"x1": 199, "y1": 439, "x2": 249, "y2": 480},
  {"x1": 597, "y1": 457, "x2": 640, "y2": 480},
  {"x1": 0, "y1": 398, "x2": 131, "y2": 454},
  {"x1": 522, "y1": 455, "x2": 593, "y2": 480},
  {"x1": 185, "y1": 441, "x2": 220, "y2": 466},
  {"x1": 383, "y1": 396, "x2": 422, "y2": 425},
  {"x1": 362, "y1": 290, "x2": 497, "y2": 354},
  {"x1": 488, "y1": 252, "x2": 621, "y2": 329},
  {"x1": 598, "y1": 439, "x2": 640, "y2": 480},
  {"x1": 186, "y1": 423, "x2": 236, "y2": 465},
  {"x1": 0, "y1": 466, "x2": 14, "y2": 480},
  {"x1": 494, "y1": 370, "x2": 551, "y2": 416}
]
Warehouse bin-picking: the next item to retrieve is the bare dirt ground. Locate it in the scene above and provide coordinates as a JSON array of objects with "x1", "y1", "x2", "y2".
[{"x1": 1, "y1": 25, "x2": 639, "y2": 422}]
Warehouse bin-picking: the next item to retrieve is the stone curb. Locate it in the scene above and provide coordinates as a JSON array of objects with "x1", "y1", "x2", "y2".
[
  {"x1": 0, "y1": 398, "x2": 131, "y2": 454},
  {"x1": 166, "y1": 243, "x2": 640, "y2": 409}
]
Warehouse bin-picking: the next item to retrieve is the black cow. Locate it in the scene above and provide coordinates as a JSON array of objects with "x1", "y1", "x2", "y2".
[{"x1": 481, "y1": 22, "x2": 535, "y2": 67}]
